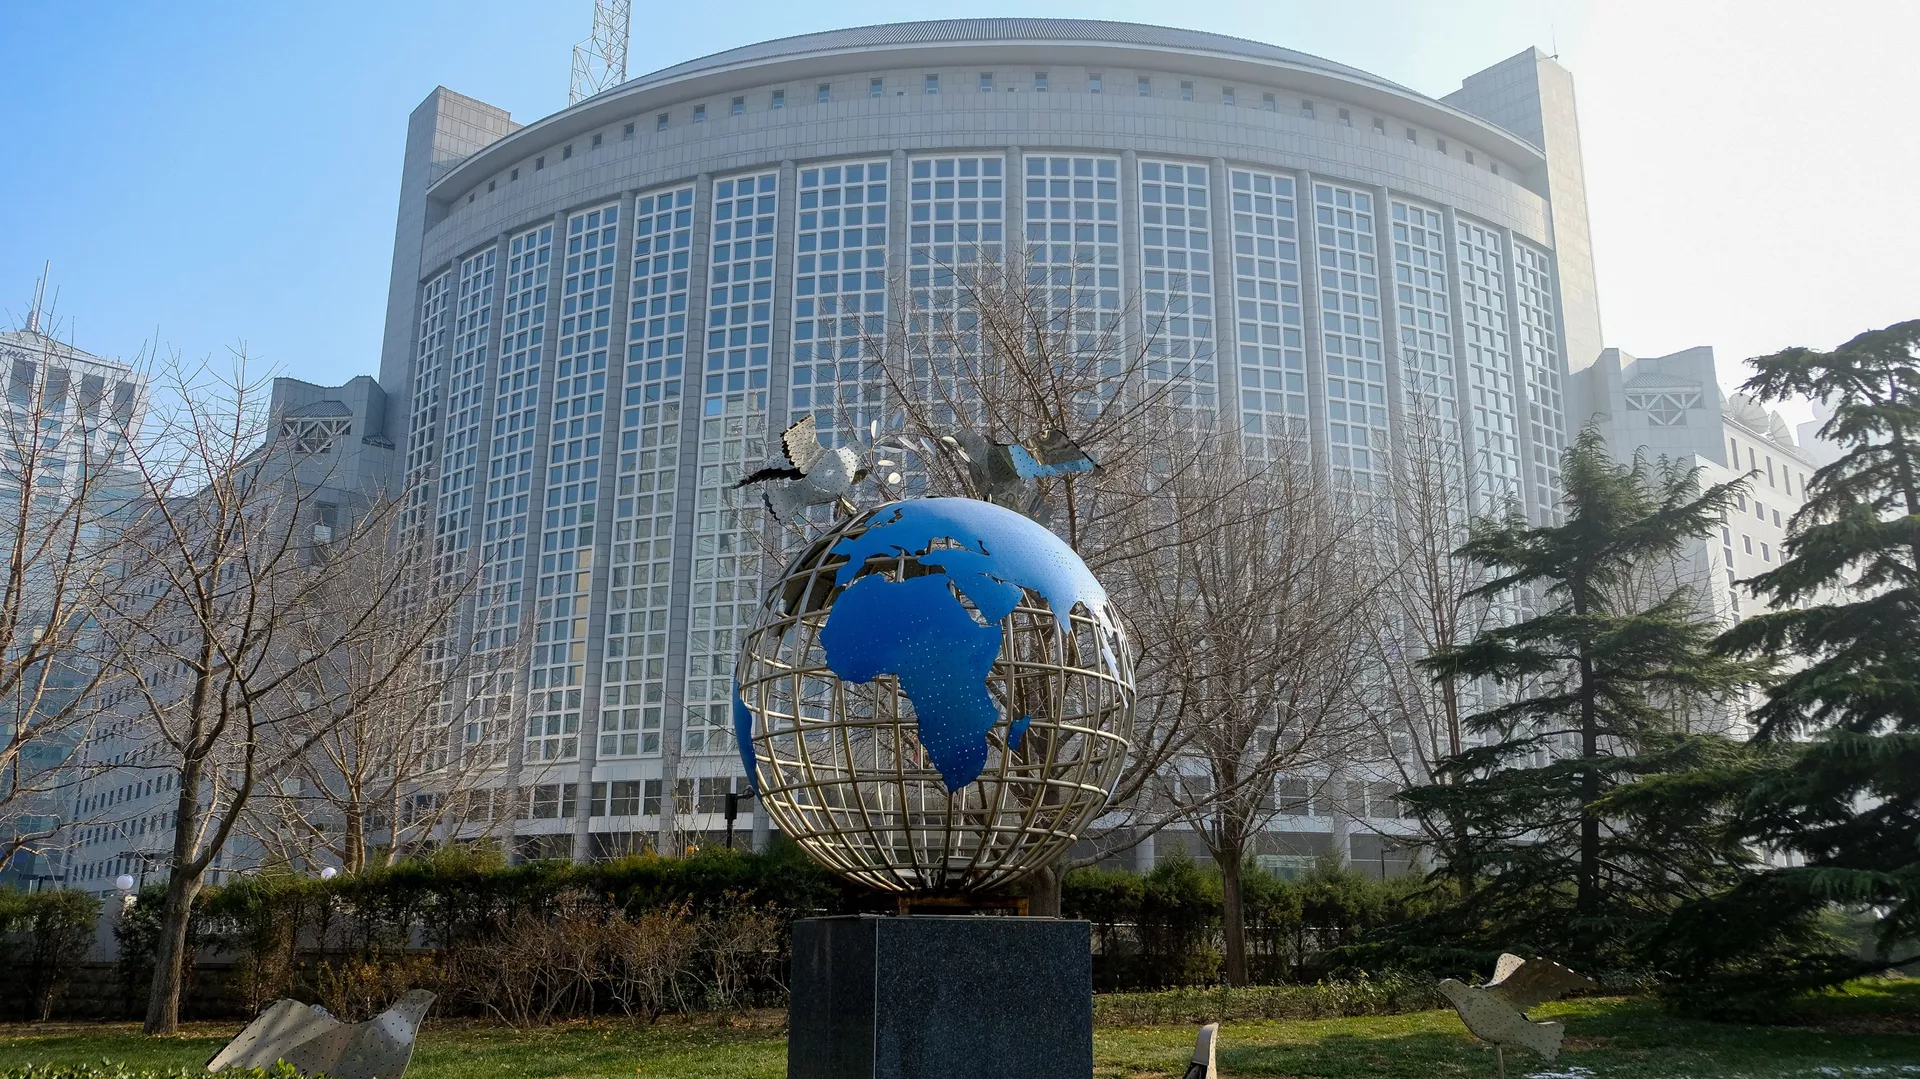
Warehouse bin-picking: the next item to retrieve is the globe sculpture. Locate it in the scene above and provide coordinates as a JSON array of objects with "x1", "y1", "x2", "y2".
[{"x1": 733, "y1": 497, "x2": 1134, "y2": 894}]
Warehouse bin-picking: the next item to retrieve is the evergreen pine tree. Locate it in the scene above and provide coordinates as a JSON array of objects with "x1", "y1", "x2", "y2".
[
  {"x1": 1404, "y1": 429, "x2": 1758, "y2": 968},
  {"x1": 1662, "y1": 320, "x2": 1920, "y2": 1002}
]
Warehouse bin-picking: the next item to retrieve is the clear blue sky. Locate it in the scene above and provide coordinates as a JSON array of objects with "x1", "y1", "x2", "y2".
[{"x1": 5, "y1": 1, "x2": 1914, "y2": 400}]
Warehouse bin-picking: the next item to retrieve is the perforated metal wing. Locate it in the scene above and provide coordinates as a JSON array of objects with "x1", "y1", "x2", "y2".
[
  {"x1": 782, "y1": 413, "x2": 827, "y2": 473},
  {"x1": 1481, "y1": 953, "x2": 1596, "y2": 1011}
]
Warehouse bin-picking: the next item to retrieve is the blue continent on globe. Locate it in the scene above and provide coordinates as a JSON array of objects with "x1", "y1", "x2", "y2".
[{"x1": 734, "y1": 498, "x2": 1115, "y2": 793}]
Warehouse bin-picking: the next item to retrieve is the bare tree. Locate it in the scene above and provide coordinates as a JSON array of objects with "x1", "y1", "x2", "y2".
[
  {"x1": 806, "y1": 247, "x2": 1239, "y2": 912},
  {"x1": 1141, "y1": 444, "x2": 1380, "y2": 986},
  {"x1": 0, "y1": 315, "x2": 139, "y2": 874},
  {"x1": 1356, "y1": 402, "x2": 1492, "y2": 887},
  {"x1": 96, "y1": 355, "x2": 464, "y2": 1033},
  {"x1": 237, "y1": 552, "x2": 501, "y2": 873}
]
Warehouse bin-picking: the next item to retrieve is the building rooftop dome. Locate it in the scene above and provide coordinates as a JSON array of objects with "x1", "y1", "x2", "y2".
[{"x1": 623, "y1": 18, "x2": 1417, "y2": 97}]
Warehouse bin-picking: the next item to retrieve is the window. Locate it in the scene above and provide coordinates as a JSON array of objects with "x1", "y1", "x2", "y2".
[
  {"x1": 622, "y1": 121, "x2": 634, "y2": 138},
  {"x1": 1762, "y1": 542, "x2": 1772, "y2": 562},
  {"x1": 1766, "y1": 456, "x2": 1775, "y2": 485},
  {"x1": 771, "y1": 89, "x2": 785, "y2": 109},
  {"x1": 1744, "y1": 535, "x2": 1753, "y2": 553},
  {"x1": 731, "y1": 96, "x2": 744, "y2": 116},
  {"x1": 1337, "y1": 107, "x2": 1351, "y2": 126},
  {"x1": 1137, "y1": 76, "x2": 1151, "y2": 96},
  {"x1": 487, "y1": 179, "x2": 495, "y2": 192},
  {"x1": 1300, "y1": 99, "x2": 1314, "y2": 118},
  {"x1": 1435, "y1": 137, "x2": 1447, "y2": 154},
  {"x1": 1405, "y1": 126, "x2": 1417, "y2": 142},
  {"x1": 1625, "y1": 389, "x2": 1701, "y2": 426},
  {"x1": 510, "y1": 167, "x2": 519, "y2": 181},
  {"x1": 534, "y1": 155, "x2": 544, "y2": 170},
  {"x1": 979, "y1": 72, "x2": 993, "y2": 92},
  {"x1": 1179, "y1": 80, "x2": 1194, "y2": 100},
  {"x1": 1088, "y1": 72, "x2": 1103, "y2": 93},
  {"x1": 1464, "y1": 149, "x2": 1474, "y2": 164},
  {"x1": 1261, "y1": 91, "x2": 1276, "y2": 111},
  {"x1": 817, "y1": 82, "x2": 831, "y2": 102},
  {"x1": 1221, "y1": 85, "x2": 1235, "y2": 105},
  {"x1": 870, "y1": 77, "x2": 883, "y2": 97},
  {"x1": 1372, "y1": 117, "x2": 1386, "y2": 134},
  {"x1": 1773, "y1": 508, "x2": 1782, "y2": 526},
  {"x1": 562, "y1": 144, "x2": 572, "y2": 159},
  {"x1": 609, "y1": 781, "x2": 640, "y2": 816},
  {"x1": 925, "y1": 74, "x2": 940, "y2": 94},
  {"x1": 468, "y1": 192, "x2": 475, "y2": 203},
  {"x1": 656, "y1": 112, "x2": 668, "y2": 131},
  {"x1": 643, "y1": 780, "x2": 662, "y2": 816},
  {"x1": 1491, "y1": 161, "x2": 1500, "y2": 176},
  {"x1": 591, "y1": 133, "x2": 602, "y2": 148},
  {"x1": 692, "y1": 104, "x2": 706, "y2": 123},
  {"x1": 1034, "y1": 71, "x2": 1048, "y2": 91}
]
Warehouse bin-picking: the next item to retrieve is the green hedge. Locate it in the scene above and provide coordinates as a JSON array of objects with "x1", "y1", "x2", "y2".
[
  {"x1": 0, "y1": 888, "x2": 102, "y2": 1021},
  {"x1": 1064, "y1": 853, "x2": 1440, "y2": 990}
]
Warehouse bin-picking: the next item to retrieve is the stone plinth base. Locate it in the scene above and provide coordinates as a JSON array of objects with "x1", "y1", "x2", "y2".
[{"x1": 788, "y1": 914, "x2": 1092, "y2": 1079}]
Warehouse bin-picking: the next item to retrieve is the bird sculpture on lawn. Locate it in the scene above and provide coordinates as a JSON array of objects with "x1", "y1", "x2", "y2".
[
  {"x1": 206, "y1": 989, "x2": 437, "y2": 1079},
  {"x1": 734, "y1": 414, "x2": 867, "y2": 520},
  {"x1": 943, "y1": 428, "x2": 1097, "y2": 522},
  {"x1": 1438, "y1": 953, "x2": 1596, "y2": 1077}
]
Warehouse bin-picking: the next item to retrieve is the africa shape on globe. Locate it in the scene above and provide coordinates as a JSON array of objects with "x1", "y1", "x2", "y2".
[{"x1": 732, "y1": 497, "x2": 1135, "y2": 894}]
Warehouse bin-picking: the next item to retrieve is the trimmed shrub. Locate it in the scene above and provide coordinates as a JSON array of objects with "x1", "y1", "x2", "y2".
[{"x1": 0, "y1": 888, "x2": 103, "y2": 1020}]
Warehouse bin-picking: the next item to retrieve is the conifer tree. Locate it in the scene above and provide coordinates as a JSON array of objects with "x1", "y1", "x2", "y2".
[
  {"x1": 1672, "y1": 320, "x2": 1920, "y2": 989},
  {"x1": 1405, "y1": 429, "x2": 1757, "y2": 967}
]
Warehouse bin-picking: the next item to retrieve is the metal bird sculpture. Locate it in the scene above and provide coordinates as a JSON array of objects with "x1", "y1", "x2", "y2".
[
  {"x1": 734, "y1": 414, "x2": 867, "y2": 520},
  {"x1": 1438, "y1": 954, "x2": 1596, "y2": 1076},
  {"x1": 1181, "y1": 1022, "x2": 1218, "y2": 1079},
  {"x1": 207, "y1": 989, "x2": 437, "y2": 1079},
  {"x1": 943, "y1": 428, "x2": 1096, "y2": 522}
]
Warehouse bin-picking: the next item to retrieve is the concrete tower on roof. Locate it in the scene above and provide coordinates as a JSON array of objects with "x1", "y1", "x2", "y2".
[{"x1": 374, "y1": 19, "x2": 1603, "y2": 868}]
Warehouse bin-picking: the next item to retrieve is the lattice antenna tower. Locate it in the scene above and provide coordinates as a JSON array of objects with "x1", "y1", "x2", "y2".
[{"x1": 569, "y1": 0, "x2": 632, "y2": 105}]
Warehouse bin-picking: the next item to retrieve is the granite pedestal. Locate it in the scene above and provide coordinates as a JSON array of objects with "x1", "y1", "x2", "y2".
[{"x1": 788, "y1": 915, "x2": 1093, "y2": 1079}]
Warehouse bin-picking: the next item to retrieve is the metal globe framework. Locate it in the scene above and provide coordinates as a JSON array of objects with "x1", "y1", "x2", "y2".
[{"x1": 735, "y1": 501, "x2": 1134, "y2": 894}]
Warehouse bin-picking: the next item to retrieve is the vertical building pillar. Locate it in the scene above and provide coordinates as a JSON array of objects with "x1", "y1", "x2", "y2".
[
  {"x1": 1296, "y1": 170, "x2": 1330, "y2": 478},
  {"x1": 1207, "y1": 157, "x2": 1238, "y2": 431}
]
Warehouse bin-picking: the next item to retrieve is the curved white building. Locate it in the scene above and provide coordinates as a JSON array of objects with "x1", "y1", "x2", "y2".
[{"x1": 376, "y1": 20, "x2": 1602, "y2": 862}]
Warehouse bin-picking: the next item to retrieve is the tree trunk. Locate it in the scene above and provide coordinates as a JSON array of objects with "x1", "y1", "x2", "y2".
[
  {"x1": 1022, "y1": 863, "x2": 1063, "y2": 918},
  {"x1": 1220, "y1": 844, "x2": 1248, "y2": 987},
  {"x1": 143, "y1": 870, "x2": 201, "y2": 1034},
  {"x1": 344, "y1": 803, "x2": 366, "y2": 874}
]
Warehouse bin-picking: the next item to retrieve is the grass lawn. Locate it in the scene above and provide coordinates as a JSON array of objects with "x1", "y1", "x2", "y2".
[{"x1": 1, "y1": 983, "x2": 1914, "y2": 1078}]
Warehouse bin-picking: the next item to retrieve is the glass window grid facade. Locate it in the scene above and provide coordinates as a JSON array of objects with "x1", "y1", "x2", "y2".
[
  {"x1": 403, "y1": 273, "x2": 450, "y2": 557},
  {"x1": 603, "y1": 186, "x2": 693, "y2": 760},
  {"x1": 471, "y1": 224, "x2": 551, "y2": 747},
  {"x1": 1024, "y1": 155, "x2": 1121, "y2": 349},
  {"x1": 1389, "y1": 201, "x2": 1459, "y2": 454},
  {"x1": 907, "y1": 155, "x2": 1006, "y2": 427},
  {"x1": 525, "y1": 203, "x2": 619, "y2": 764},
  {"x1": 437, "y1": 251, "x2": 496, "y2": 582},
  {"x1": 1455, "y1": 220, "x2": 1521, "y2": 510},
  {"x1": 1514, "y1": 242, "x2": 1564, "y2": 521},
  {"x1": 1312, "y1": 183, "x2": 1386, "y2": 490},
  {"x1": 1228, "y1": 169, "x2": 1305, "y2": 450},
  {"x1": 1138, "y1": 161, "x2": 1214, "y2": 408},
  {"x1": 792, "y1": 161, "x2": 890, "y2": 440},
  {"x1": 685, "y1": 172, "x2": 777, "y2": 756}
]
